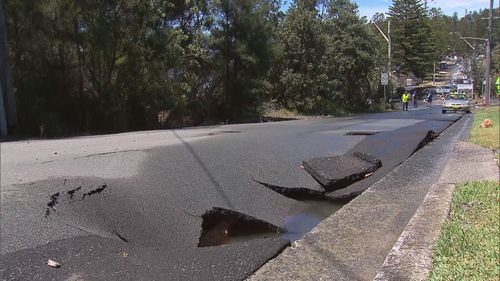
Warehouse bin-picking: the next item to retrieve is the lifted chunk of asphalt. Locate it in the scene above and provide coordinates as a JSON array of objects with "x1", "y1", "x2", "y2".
[
  {"x1": 302, "y1": 152, "x2": 382, "y2": 192},
  {"x1": 254, "y1": 180, "x2": 350, "y2": 203},
  {"x1": 254, "y1": 180, "x2": 327, "y2": 201},
  {"x1": 325, "y1": 127, "x2": 446, "y2": 201},
  {"x1": 255, "y1": 180, "x2": 327, "y2": 201},
  {"x1": 198, "y1": 207, "x2": 282, "y2": 247},
  {"x1": 82, "y1": 184, "x2": 107, "y2": 200},
  {"x1": 352, "y1": 151, "x2": 382, "y2": 167}
]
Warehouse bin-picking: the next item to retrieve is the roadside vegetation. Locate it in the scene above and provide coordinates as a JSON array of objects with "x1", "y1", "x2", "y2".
[
  {"x1": 3, "y1": 1, "x2": 499, "y2": 137},
  {"x1": 429, "y1": 181, "x2": 499, "y2": 281},
  {"x1": 469, "y1": 105, "x2": 500, "y2": 149}
]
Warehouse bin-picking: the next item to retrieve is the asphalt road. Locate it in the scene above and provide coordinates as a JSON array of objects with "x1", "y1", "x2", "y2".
[{"x1": 0, "y1": 104, "x2": 463, "y2": 280}]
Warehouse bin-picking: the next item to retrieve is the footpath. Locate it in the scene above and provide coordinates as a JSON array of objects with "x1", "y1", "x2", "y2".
[{"x1": 248, "y1": 114, "x2": 499, "y2": 281}]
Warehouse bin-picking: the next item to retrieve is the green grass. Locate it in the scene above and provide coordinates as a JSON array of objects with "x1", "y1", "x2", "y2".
[
  {"x1": 469, "y1": 106, "x2": 500, "y2": 149},
  {"x1": 429, "y1": 181, "x2": 500, "y2": 281}
]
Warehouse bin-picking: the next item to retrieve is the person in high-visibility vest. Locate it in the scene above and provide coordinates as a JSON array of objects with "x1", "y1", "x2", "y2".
[
  {"x1": 496, "y1": 76, "x2": 500, "y2": 96},
  {"x1": 401, "y1": 91, "x2": 410, "y2": 111}
]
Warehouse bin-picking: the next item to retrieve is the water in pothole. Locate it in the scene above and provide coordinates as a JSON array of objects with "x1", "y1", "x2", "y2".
[
  {"x1": 199, "y1": 201, "x2": 345, "y2": 247},
  {"x1": 281, "y1": 200, "x2": 344, "y2": 242},
  {"x1": 226, "y1": 231, "x2": 281, "y2": 244}
]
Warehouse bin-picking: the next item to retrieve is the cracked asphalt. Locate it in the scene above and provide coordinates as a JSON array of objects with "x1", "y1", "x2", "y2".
[{"x1": 0, "y1": 104, "x2": 463, "y2": 280}]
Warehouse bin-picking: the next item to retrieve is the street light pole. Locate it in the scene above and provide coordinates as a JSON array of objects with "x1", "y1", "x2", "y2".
[
  {"x1": 433, "y1": 61, "x2": 435, "y2": 84},
  {"x1": 374, "y1": 21, "x2": 391, "y2": 106},
  {"x1": 453, "y1": 31, "x2": 492, "y2": 102},
  {"x1": 388, "y1": 21, "x2": 391, "y2": 91},
  {"x1": 451, "y1": 32, "x2": 475, "y2": 50}
]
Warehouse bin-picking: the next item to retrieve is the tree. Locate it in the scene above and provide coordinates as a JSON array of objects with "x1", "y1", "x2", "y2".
[
  {"x1": 427, "y1": 8, "x2": 453, "y2": 60},
  {"x1": 210, "y1": 0, "x2": 276, "y2": 121},
  {"x1": 388, "y1": 0, "x2": 434, "y2": 78},
  {"x1": 0, "y1": 0, "x2": 17, "y2": 134},
  {"x1": 271, "y1": 0, "x2": 324, "y2": 112},
  {"x1": 320, "y1": 0, "x2": 378, "y2": 110}
]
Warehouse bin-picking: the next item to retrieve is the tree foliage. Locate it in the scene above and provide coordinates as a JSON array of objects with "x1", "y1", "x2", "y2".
[
  {"x1": 6, "y1": 0, "x2": 495, "y2": 137},
  {"x1": 268, "y1": 0, "x2": 379, "y2": 113},
  {"x1": 388, "y1": 0, "x2": 433, "y2": 78}
]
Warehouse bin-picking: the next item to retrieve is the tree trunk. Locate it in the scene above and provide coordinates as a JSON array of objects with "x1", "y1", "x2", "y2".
[{"x1": 0, "y1": 0, "x2": 17, "y2": 131}]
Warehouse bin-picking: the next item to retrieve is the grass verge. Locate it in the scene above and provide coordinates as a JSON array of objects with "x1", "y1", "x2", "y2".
[
  {"x1": 429, "y1": 181, "x2": 499, "y2": 281},
  {"x1": 469, "y1": 105, "x2": 499, "y2": 149}
]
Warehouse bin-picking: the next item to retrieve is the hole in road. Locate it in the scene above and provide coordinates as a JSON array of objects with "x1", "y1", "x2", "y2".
[
  {"x1": 253, "y1": 180, "x2": 352, "y2": 242},
  {"x1": 254, "y1": 180, "x2": 328, "y2": 202},
  {"x1": 198, "y1": 207, "x2": 282, "y2": 247},
  {"x1": 282, "y1": 200, "x2": 345, "y2": 242},
  {"x1": 345, "y1": 131, "x2": 379, "y2": 136},
  {"x1": 411, "y1": 130, "x2": 437, "y2": 155},
  {"x1": 208, "y1": 130, "x2": 242, "y2": 136}
]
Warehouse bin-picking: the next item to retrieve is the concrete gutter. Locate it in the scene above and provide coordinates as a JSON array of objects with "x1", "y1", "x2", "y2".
[
  {"x1": 248, "y1": 115, "x2": 487, "y2": 281},
  {"x1": 375, "y1": 126, "x2": 498, "y2": 280}
]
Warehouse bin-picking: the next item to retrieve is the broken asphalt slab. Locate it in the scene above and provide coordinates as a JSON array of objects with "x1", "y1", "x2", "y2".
[
  {"x1": 1, "y1": 107, "x2": 464, "y2": 280},
  {"x1": 247, "y1": 114, "x2": 471, "y2": 281},
  {"x1": 302, "y1": 152, "x2": 381, "y2": 192},
  {"x1": 0, "y1": 176, "x2": 292, "y2": 281},
  {"x1": 325, "y1": 119, "x2": 455, "y2": 200},
  {"x1": 254, "y1": 116, "x2": 460, "y2": 201}
]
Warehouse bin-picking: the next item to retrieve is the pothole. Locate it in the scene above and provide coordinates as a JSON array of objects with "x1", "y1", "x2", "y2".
[
  {"x1": 411, "y1": 130, "x2": 437, "y2": 155},
  {"x1": 282, "y1": 200, "x2": 344, "y2": 242},
  {"x1": 254, "y1": 180, "x2": 351, "y2": 242},
  {"x1": 254, "y1": 180, "x2": 328, "y2": 201},
  {"x1": 208, "y1": 130, "x2": 242, "y2": 136},
  {"x1": 345, "y1": 131, "x2": 379, "y2": 136},
  {"x1": 198, "y1": 207, "x2": 282, "y2": 247}
]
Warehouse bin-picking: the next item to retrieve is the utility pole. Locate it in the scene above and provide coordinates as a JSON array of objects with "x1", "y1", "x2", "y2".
[
  {"x1": 485, "y1": 0, "x2": 493, "y2": 104},
  {"x1": 374, "y1": 21, "x2": 391, "y2": 107},
  {"x1": 433, "y1": 61, "x2": 435, "y2": 84},
  {"x1": 388, "y1": 21, "x2": 391, "y2": 94}
]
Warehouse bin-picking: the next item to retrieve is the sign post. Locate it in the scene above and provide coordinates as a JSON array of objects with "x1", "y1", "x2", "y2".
[
  {"x1": 457, "y1": 83, "x2": 474, "y2": 99},
  {"x1": 381, "y1": 73, "x2": 388, "y2": 107}
]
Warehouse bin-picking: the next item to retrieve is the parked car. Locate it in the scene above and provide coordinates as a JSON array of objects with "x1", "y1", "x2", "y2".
[{"x1": 442, "y1": 94, "x2": 472, "y2": 114}]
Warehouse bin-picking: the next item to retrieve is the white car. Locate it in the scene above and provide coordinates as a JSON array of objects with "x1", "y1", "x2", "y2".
[{"x1": 442, "y1": 94, "x2": 473, "y2": 114}]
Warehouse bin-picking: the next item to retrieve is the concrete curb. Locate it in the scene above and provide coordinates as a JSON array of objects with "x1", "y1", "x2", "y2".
[
  {"x1": 373, "y1": 183, "x2": 456, "y2": 281},
  {"x1": 248, "y1": 115, "x2": 473, "y2": 281},
  {"x1": 374, "y1": 125, "x2": 499, "y2": 280}
]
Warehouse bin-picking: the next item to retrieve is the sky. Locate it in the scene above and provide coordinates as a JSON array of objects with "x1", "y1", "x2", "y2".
[{"x1": 354, "y1": 0, "x2": 493, "y2": 20}]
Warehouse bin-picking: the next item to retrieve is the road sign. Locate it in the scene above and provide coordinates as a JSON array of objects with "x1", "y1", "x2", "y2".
[
  {"x1": 381, "y1": 73, "x2": 388, "y2": 86},
  {"x1": 457, "y1": 84, "x2": 473, "y2": 90}
]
